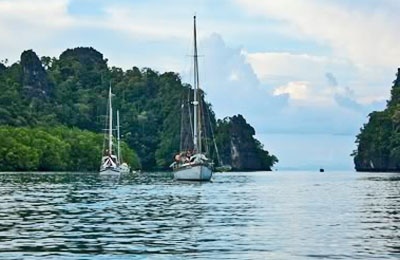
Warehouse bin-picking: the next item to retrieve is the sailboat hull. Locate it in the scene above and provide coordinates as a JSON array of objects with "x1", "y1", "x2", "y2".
[
  {"x1": 118, "y1": 163, "x2": 130, "y2": 174},
  {"x1": 99, "y1": 167, "x2": 120, "y2": 176},
  {"x1": 173, "y1": 164, "x2": 212, "y2": 181}
]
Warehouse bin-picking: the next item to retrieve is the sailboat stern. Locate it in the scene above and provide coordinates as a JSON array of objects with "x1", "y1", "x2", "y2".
[
  {"x1": 173, "y1": 163, "x2": 212, "y2": 181},
  {"x1": 100, "y1": 154, "x2": 120, "y2": 175}
]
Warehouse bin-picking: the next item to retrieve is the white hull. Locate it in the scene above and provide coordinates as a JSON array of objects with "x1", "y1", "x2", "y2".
[
  {"x1": 118, "y1": 165, "x2": 130, "y2": 174},
  {"x1": 174, "y1": 164, "x2": 212, "y2": 181},
  {"x1": 99, "y1": 167, "x2": 120, "y2": 176}
]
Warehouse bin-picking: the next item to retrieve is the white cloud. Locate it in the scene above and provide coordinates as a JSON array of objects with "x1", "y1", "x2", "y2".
[
  {"x1": 194, "y1": 32, "x2": 378, "y2": 138},
  {"x1": 245, "y1": 51, "x2": 392, "y2": 106},
  {"x1": 274, "y1": 81, "x2": 310, "y2": 100},
  {"x1": 246, "y1": 52, "x2": 333, "y2": 84},
  {"x1": 246, "y1": 52, "x2": 346, "y2": 86},
  {"x1": 0, "y1": 0, "x2": 192, "y2": 72},
  {"x1": 0, "y1": 0, "x2": 72, "y2": 28},
  {"x1": 273, "y1": 81, "x2": 334, "y2": 107},
  {"x1": 101, "y1": 6, "x2": 189, "y2": 42},
  {"x1": 0, "y1": 0, "x2": 74, "y2": 62},
  {"x1": 236, "y1": 0, "x2": 400, "y2": 68}
]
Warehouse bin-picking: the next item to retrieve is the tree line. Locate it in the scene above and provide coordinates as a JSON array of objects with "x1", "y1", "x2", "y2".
[{"x1": 0, "y1": 126, "x2": 140, "y2": 171}]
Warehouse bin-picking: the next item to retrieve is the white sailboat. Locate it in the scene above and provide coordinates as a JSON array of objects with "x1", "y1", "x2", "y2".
[
  {"x1": 99, "y1": 87, "x2": 120, "y2": 176},
  {"x1": 170, "y1": 16, "x2": 213, "y2": 181},
  {"x1": 116, "y1": 110, "x2": 131, "y2": 174}
]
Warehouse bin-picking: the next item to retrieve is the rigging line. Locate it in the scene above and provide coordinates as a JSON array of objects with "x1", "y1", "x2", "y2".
[
  {"x1": 187, "y1": 87, "x2": 194, "y2": 150},
  {"x1": 101, "y1": 88, "x2": 109, "y2": 158},
  {"x1": 204, "y1": 95, "x2": 223, "y2": 165},
  {"x1": 193, "y1": 15, "x2": 199, "y2": 153},
  {"x1": 179, "y1": 96, "x2": 186, "y2": 152},
  {"x1": 199, "y1": 92, "x2": 209, "y2": 155}
]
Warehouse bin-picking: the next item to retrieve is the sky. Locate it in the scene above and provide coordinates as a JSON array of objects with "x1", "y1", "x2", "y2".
[{"x1": 0, "y1": 0, "x2": 398, "y2": 170}]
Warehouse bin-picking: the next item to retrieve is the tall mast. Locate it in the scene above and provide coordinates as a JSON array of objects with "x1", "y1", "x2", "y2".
[
  {"x1": 193, "y1": 15, "x2": 200, "y2": 153},
  {"x1": 108, "y1": 85, "x2": 113, "y2": 155},
  {"x1": 117, "y1": 110, "x2": 121, "y2": 164}
]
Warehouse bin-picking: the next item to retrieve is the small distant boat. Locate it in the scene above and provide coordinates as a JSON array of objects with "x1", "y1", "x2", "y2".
[
  {"x1": 319, "y1": 168, "x2": 325, "y2": 172},
  {"x1": 213, "y1": 138, "x2": 231, "y2": 173},
  {"x1": 118, "y1": 162, "x2": 130, "y2": 174},
  {"x1": 215, "y1": 165, "x2": 232, "y2": 172},
  {"x1": 170, "y1": 16, "x2": 213, "y2": 182},
  {"x1": 100, "y1": 86, "x2": 120, "y2": 176}
]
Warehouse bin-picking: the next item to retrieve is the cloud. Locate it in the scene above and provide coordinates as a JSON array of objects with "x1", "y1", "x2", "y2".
[
  {"x1": 325, "y1": 72, "x2": 338, "y2": 87},
  {"x1": 195, "y1": 33, "x2": 278, "y2": 118},
  {"x1": 273, "y1": 81, "x2": 334, "y2": 107},
  {"x1": 0, "y1": 0, "x2": 193, "y2": 72},
  {"x1": 0, "y1": 0, "x2": 72, "y2": 28},
  {"x1": 193, "y1": 33, "x2": 379, "y2": 136},
  {"x1": 236, "y1": 0, "x2": 400, "y2": 69},
  {"x1": 245, "y1": 50, "x2": 392, "y2": 107},
  {"x1": 327, "y1": 73, "x2": 386, "y2": 114},
  {"x1": 246, "y1": 52, "x2": 334, "y2": 84},
  {"x1": 101, "y1": 6, "x2": 188, "y2": 41},
  {"x1": 0, "y1": 0, "x2": 76, "y2": 63}
]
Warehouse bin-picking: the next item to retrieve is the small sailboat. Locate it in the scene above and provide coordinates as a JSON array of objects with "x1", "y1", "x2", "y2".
[
  {"x1": 100, "y1": 87, "x2": 120, "y2": 176},
  {"x1": 116, "y1": 110, "x2": 130, "y2": 174},
  {"x1": 170, "y1": 16, "x2": 213, "y2": 181},
  {"x1": 215, "y1": 164, "x2": 232, "y2": 172}
]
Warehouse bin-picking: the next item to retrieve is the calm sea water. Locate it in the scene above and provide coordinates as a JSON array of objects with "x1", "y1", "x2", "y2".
[{"x1": 0, "y1": 171, "x2": 399, "y2": 259}]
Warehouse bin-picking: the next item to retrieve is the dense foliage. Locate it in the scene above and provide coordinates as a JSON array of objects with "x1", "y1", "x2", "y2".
[
  {"x1": 0, "y1": 47, "x2": 277, "y2": 171},
  {"x1": 0, "y1": 126, "x2": 140, "y2": 171},
  {"x1": 353, "y1": 68, "x2": 400, "y2": 171},
  {"x1": 216, "y1": 115, "x2": 278, "y2": 171}
]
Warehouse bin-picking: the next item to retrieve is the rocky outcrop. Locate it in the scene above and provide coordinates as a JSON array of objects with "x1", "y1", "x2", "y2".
[
  {"x1": 217, "y1": 115, "x2": 278, "y2": 171},
  {"x1": 354, "y1": 68, "x2": 400, "y2": 172},
  {"x1": 20, "y1": 50, "x2": 52, "y2": 99}
]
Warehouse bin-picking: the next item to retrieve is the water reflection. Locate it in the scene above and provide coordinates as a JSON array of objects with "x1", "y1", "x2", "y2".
[
  {"x1": 0, "y1": 172, "x2": 213, "y2": 258},
  {"x1": 357, "y1": 173, "x2": 400, "y2": 257},
  {"x1": 0, "y1": 171, "x2": 400, "y2": 259}
]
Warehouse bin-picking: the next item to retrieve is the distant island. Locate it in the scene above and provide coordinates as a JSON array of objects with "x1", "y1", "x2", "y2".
[
  {"x1": 0, "y1": 47, "x2": 277, "y2": 172},
  {"x1": 353, "y1": 68, "x2": 400, "y2": 172}
]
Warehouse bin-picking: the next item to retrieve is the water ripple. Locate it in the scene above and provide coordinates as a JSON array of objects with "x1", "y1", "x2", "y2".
[{"x1": 0, "y1": 171, "x2": 399, "y2": 259}]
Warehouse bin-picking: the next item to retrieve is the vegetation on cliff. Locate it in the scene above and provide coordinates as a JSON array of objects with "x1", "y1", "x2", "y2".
[
  {"x1": 216, "y1": 115, "x2": 278, "y2": 171},
  {"x1": 353, "y1": 68, "x2": 400, "y2": 171},
  {"x1": 0, "y1": 47, "x2": 277, "y2": 171}
]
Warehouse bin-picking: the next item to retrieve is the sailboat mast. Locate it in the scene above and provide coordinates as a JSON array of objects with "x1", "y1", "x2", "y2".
[
  {"x1": 193, "y1": 15, "x2": 200, "y2": 153},
  {"x1": 117, "y1": 110, "x2": 121, "y2": 164},
  {"x1": 108, "y1": 86, "x2": 113, "y2": 155}
]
